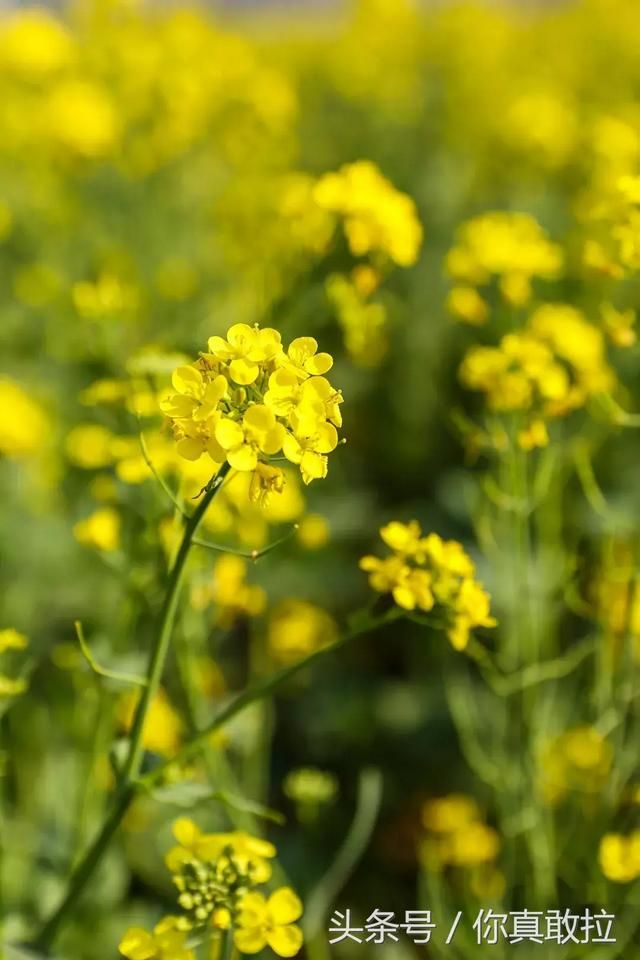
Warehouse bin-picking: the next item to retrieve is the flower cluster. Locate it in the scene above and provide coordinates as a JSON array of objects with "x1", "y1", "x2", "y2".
[
  {"x1": 160, "y1": 324, "x2": 343, "y2": 488},
  {"x1": 539, "y1": 726, "x2": 612, "y2": 806},
  {"x1": 446, "y1": 212, "x2": 563, "y2": 317},
  {"x1": 120, "y1": 818, "x2": 303, "y2": 959},
  {"x1": 313, "y1": 161, "x2": 423, "y2": 268},
  {"x1": 459, "y1": 304, "x2": 615, "y2": 449},
  {"x1": 420, "y1": 794, "x2": 502, "y2": 897},
  {"x1": 360, "y1": 521, "x2": 496, "y2": 651}
]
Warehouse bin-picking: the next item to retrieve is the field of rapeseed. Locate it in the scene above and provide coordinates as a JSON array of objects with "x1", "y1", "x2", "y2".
[{"x1": 2, "y1": 0, "x2": 640, "y2": 957}]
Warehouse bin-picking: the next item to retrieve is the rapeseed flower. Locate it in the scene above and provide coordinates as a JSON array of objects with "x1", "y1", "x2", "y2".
[
  {"x1": 360, "y1": 522, "x2": 496, "y2": 650},
  {"x1": 234, "y1": 888, "x2": 303, "y2": 958},
  {"x1": 160, "y1": 324, "x2": 343, "y2": 488}
]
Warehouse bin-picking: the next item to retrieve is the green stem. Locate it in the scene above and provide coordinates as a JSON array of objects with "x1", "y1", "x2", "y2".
[
  {"x1": 31, "y1": 464, "x2": 229, "y2": 953},
  {"x1": 32, "y1": 604, "x2": 397, "y2": 952},
  {"x1": 120, "y1": 463, "x2": 230, "y2": 785}
]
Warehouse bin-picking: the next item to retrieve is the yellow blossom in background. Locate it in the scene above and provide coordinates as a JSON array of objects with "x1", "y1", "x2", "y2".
[
  {"x1": 601, "y1": 303, "x2": 637, "y2": 347},
  {"x1": 296, "y1": 513, "x2": 330, "y2": 550},
  {"x1": 0, "y1": 379, "x2": 49, "y2": 458},
  {"x1": 234, "y1": 888, "x2": 303, "y2": 958},
  {"x1": 117, "y1": 687, "x2": 182, "y2": 758},
  {"x1": 0, "y1": 628, "x2": 29, "y2": 699},
  {"x1": 313, "y1": 160, "x2": 422, "y2": 267},
  {"x1": 46, "y1": 79, "x2": 120, "y2": 159},
  {"x1": 540, "y1": 726, "x2": 612, "y2": 805},
  {"x1": 446, "y1": 285, "x2": 489, "y2": 326},
  {"x1": 0, "y1": 9, "x2": 72, "y2": 77},
  {"x1": 267, "y1": 599, "x2": 337, "y2": 665},
  {"x1": 0, "y1": 628, "x2": 28, "y2": 653},
  {"x1": 599, "y1": 832, "x2": 640, "y2": 884},
  {"x1": 73, "y1": 507, "x2": 121, "y2": 552},
  {"x1": 65, "y1": 424, "x2": 116, "y2": 469},
  {"x1": 192, "y1": 555, "x2": 266, "y2": 627},
  {"x1": 360, "y1": 522, "x2": 496, "y2": 650},
  {"x1": 446, "y1": 211, "x2": 563, "y2": 309},
  {"x1": 420, "y1": 794, "x2": 500, "y2": 871},
  {"x1": 119, "y1": 917, "x2": 194, "y2": 960}
]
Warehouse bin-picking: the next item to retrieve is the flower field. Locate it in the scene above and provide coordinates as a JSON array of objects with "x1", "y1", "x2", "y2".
[{"x1": 2, "y1": 0, "x2": 640, "y2": 957}]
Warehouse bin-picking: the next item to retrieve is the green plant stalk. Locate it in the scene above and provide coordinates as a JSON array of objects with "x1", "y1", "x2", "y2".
[
  {"x1": 31, "y1": 601, "x2": 399, "y2": 952},
  {"x1": 31, "y1": 464, "x2": 229, "y2": 953}
]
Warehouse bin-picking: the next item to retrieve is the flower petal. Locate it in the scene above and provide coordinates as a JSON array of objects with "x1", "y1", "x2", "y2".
[
  {"x1": 118, "y1": 928, "x2": 156, "y2": 960},
  {"x1": 266, "y1": 923, "x2": 304, "y2": 958},
  {"x1": 215, "y1": 418, "x2": 244, "y2": 450},
  {"x1": 268, "y1": 888, "x2": 303, "y2": 925},
  {"x1": 228, "y1": 443, "x2": 258, "y2": 472}
]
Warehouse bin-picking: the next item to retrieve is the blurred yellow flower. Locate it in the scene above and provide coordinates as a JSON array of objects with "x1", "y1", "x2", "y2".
[
  {"x1": 599, "y1": 832, "x2": 640, "y2": 884},
  {"x1": 0, "y1": 379, "x2": 49, "y2": 458},
  {"x1": 73, "y1": 507, "x2": 121, "y2": 552},
  {"x1": 118, "y1": 688, "x2": 182, "y2": 758},
  {"x1": 267, "y1": 600, "x2": 337, "y2": 665},
  {"x1": 119, "y1": 917, "x2": 194, "y2": 960}
]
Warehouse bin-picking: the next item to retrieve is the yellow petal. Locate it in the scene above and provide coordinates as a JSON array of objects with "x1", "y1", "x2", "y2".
[
  {"x1": 229, "y1": 357, "x2": 259, "y2": 385},
  {"x1": 266, "y1": 924, "x2": 304, "y2": 958},
  {"x1": 176, "y1": 438, "x2": 203, "y2": 461},
  {"x1": 207, "y1": 335, "x2": 234, "y2": 359},
  {"x1": 228, "y1": 443, "x2": 258, "y2": 472},
  {"x1": 172, "y1": 816, "x2": 200, "y2": 847},
  {"x1": 244, "y1": 403, "x2": 276, "y2": 433},
  {"x1": 288, "y1": 336, "x2": 317, "y2": 367},
  {"x1": 261, "y1": 423, "x2": 285, "y2": 456},
  {"x1": 282, "y1": 432, "x2": 302, "y2": 465},
  {"x1": 315, "y1": 422, "x2": 338, "y2": 454},
  {"x1": 215, "y1": 418, "x2": 244, "y2": 450},
  {"x1": 234, "y1": 928, "x2": 267, "y2": 955},
  {"x1": 237, "y1": 891, "x2": 269, "y2": 925},
  {"x1": 172, "y1": 365, "x2": 202, "y2": 393},
  {"x1": 306, "y1": 353, "x2": 333, "y2": 375},
  {"x1": 300, "y1": 450, "x2": 327, "y2": 483},
  {"x1": 268, "y1": 888, "x2": 303, "y2": 925},
  {"x1": 118, "y1": 928, "x2": 156, "y2": 960}
]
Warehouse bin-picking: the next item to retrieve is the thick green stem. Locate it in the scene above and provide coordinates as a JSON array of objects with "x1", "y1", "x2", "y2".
[{"x1": 31, "y1": 464, "x2": 229, "y2": 953}]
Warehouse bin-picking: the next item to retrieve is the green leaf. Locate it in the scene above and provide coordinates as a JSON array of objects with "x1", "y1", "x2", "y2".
[{"x1": 151, "y1": 782, "x2": 285, "y2": 823}]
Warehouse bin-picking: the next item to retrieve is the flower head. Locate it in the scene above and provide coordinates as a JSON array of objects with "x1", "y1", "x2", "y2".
[
  {"x1": 361, "y1": 522, "x2": 496, "y2": 650},
  {"x1": 234, "y1": 888, "x2": 304, "y2": 957},
  {"x1": 160, "y1": 324, "x2": 343, "y2": 488},
  {"x1": 119, "y1": 917, "x2": 194, "y2": 960}
]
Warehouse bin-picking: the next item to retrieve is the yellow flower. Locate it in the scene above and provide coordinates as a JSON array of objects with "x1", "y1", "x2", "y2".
[
  {"x1": 234, "y1": 888, "x2": 304, "y2": 958},
  {"x1": 282, "y1": 421, "x2": 338, "y2": 485},
  {"x1": 165, "y1": 818, "x2": 276, "y2": 883},
  {"x1": 0, "y1": 628, "x2": 28, "y2": 653},
  {"x1": 207, "y1": 324, "x2": 282, "y2": 385},
  {"x1": 268, "y1": 600, "x2": 337, "y2": 665},
  {"x1": 0, "y1": 10, "x2": 72, "y2": 77},
  {"x1": 279, "y1": 337, "x2": 333, "y2": 379},
  {"x1": 73, "y1": 508, "x2": 121, "y2": 552},
  {"x1": 296, "y1": 514, "x2": 330, "y2": 550},
  {"x1": 65, "y1": 425, "x2": 116, "y2": 469},
  {"x1": 119, "y1": 917, "x2": 194, "y2": 960},
  {"x1": 599, "y1": 833, "x2": 640, "y2": 884},
  {"x1": 422, "y1": 795, "x2": 480, "y2": 833},
  {"x1": 601, "y1": 303, "x2": 636, "y2": 347},
  {"x1": 0, "y1": 379, "x2": 49, "y2": 458},
  {"x1": 517, "y1": 419, "x2": 549, "y2": 451},
  {"x1": 215, "y1": 406, "x2": 285, "y2": 472},
  {"x1": 118, "y1": 688, "x2": 182, "y2": 758},
  {"x1": 161, "y1": 325, "x2": 343, "y2": 488},
  {"x1": 314, "y1": 161, "x2": 422, "y2": 267},
  {"x1": 46, "y1": 80, "x2": 119, "y2": 159},
  {"x1": 192, "y1": 555, "x2": 266, "y2": 626},
  {"x1": 446, "y1": 285, "x2": 489, "y2": 326}
]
